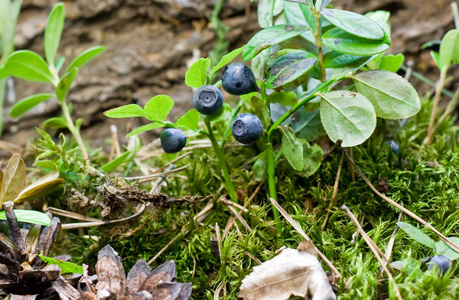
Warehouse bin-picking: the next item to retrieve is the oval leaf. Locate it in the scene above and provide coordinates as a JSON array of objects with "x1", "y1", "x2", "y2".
[
  {"x1": 15, "y1": 172, "x2": 64, "y2": 203},
  {"x1": 321, "y1": 9, "x2": 385, "y2": 40},
  {"x1": 322, "y1": 28, "x2": 389, "y2": 56},
  {"x1": 210, "y1": 46, "x2": 245, "y2": 75},
  {"x1": 5, "y1": 50, "x2": 55, "y2": 83},
  {"x1": 44, "y1": 3, "x2": 65, "y2": 64},
  {"x1": 397, "y1": 221, "x2": 436, "y2": 249},
  {"x1": 436, "y1": 238, "x2": 459, "y2": 261},
  {"x1": 378, "y1": 54, "x2": 404, "y2": 72},
  {"x1": 185, "y1": 58, "x2": 211, "y2": 88},
  {"x1": 65, "y1": 45, "x2": 106, "y2": 73},
  {"x1": 439, "y1": 29, "x2": 459, "y2": 68},
  {"x1": 176, "y1": 109, "x2": 200, "y2": 130},
  {"x1": 284, "y1": 0, "x2": 315, "y2": 30},
  {"x1": 202, "y1": 103, "x2": 232, "y2": 123},
  {"x1": 280, "y1": 126, "x2": 304, "y2": 171},
  {"x1": 100, "y1": 151, "x2": 132, "y2": 173},
  {"x1": 104, "y1": 104, "x2": 145, "y2": 119},
  {"x1": 144, "y1": 95, "x2": 174, "y2": 122},
  {"x1": 266, "y1": 52, "x2": 317, "y2": 90},
  {"x1": 0, "y1": 209, "x2": 51, "y2": 226},
  {"x1": 56, "y1": 68, "x2": 78, "y2": 102},
  {"x1": 301, "y1": 141, "x2": 323, "y2": 177},
  {"x1": 242, "y1": 24, "x2": 310, "y2": 61},
  {"x1": 352, "y1": 70, "x2": 420, "y2": 119},
  {"x1": 10, "y1": 93, "x2": 55, "y2": 118},
  {"x1": 0, "y1": 153, "x2": 26, "y2": 203},
  {"x1": 39, "y1": 255, "x2": 83, "y2": 274},
  {"x1": 126, "y1": 122, "x2": 164, "y2": 138},
  {"x1": 319, "y1": 90, "x2": 376, "y2": 147}
]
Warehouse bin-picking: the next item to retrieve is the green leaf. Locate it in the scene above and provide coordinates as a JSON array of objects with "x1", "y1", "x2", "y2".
[
  {"x1": 301, "y1": 141, "x2": 323, "y2": 177},
  {"x1": 268, "y1": 91, "x2": 297, "y2": 106},
  {"x1": 242, "y1": 24, "x2": 310, "y2": 61},
  {"x1": 324, "y1": 51, "x2": 371, "y2": 68},
  {"x1": 0, "y1": 209, "x2": 51, "y2": 226},
  {"x1": 56, "y1": 68, "x2": 77, "y2": 102},
  {"x1": 202, "y1": 103, "x2": 232, "y2": 123},
  {"x1": 126, "y1": 122, "x2": 164, "y2": 138},
  {"x1": 15, "y1": 172, "x2": 64, "y2": 203},
  {"x1": 280, "y1": 125, "x2": 303, "y2": 171},
  {"x1": 266, "y1": 52, "x2": 317, "y2": 91},
  {"x1": 251, "y1": 95, "x2": 270, "y2": 128},
  {"x1": 321, "y1": 9, "x2": 385, "y2": 40},
  {"x1": 5, "y1": 50, "x2": 55, "y2": 83},
  {"x1": 185, "y1": 58, "x2": 211, "y2": 88},
  {"x1": 439, "y1": 29, "x2": 459, "y2": 68},
  {"x1": 430, "y1": 51, "x2": 442, "y2": 69},
  {"x1": 352, "y1": 70, "x2": 420, "y2": 119},
  {"x1": 378, "y1": 54, "x2": 404, "y2": 72},
  {"x1": 209, "y1": 46, "x2": 245, "y2": 75},
  {"x1": 292, "y1": 109, "x2": 325, "y2": 141},
  {"x1": 38, "y1": 255, "x2": 83, "y2": 274},
  {"x1": 0, "y1": 66, "x2": 9, "y2": 80},
  {"x1": 436, "y1": 238, "x2": 459, "y2": 261},
  {"x1": 0, "y1": 154, "x2": 26, "y2": 203},
  {"x1": 65, "y1": 46, "x2": 106, "y2": 73},
  {"x1": 100, "y1": 151, "x2": 132, "y2": 173},
  {"x1": 10, "y1": 93, "x2": 55, "y2": 118},
  {"x1": 54, "y1": 56, "x2": 66, "y2": 72},
  {"x1": 253, "y1": 153, "x2": 267, "y2": 182},
  {"x1": 284, "y1": 0, "x2": 316, "y2": 44},
  {"x1": 322, "y1": 28, "x2": 390, "y2": 56},
  {"x1": 319, "y1": 90, "x2": 376, "y2": 147},
  {"x1": 104, "y1": 104, "x2": 145, "y2": 119},
  {"x1": 176, "y1": 109, "x2": 200, "y2": 130},
  {"x1": 397, "y1": 221, "x2": 436, "y2": 249},
  {"x1": 44, "y1": 3, "x2": 65, "y2": 64},
  {"x1": 144, "y1": 95, "x2": 174, "y2": 121},
  {"x1": 43, "y1": 117, "x2": 67, "y2": 129}
]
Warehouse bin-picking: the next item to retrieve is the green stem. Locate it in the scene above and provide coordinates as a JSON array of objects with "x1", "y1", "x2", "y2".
[
  {"x1": 313, "y1": 7, "x2": 326, "y2": 82},
  {"x1": 61, "y1": 101, "x2": 89, "y2": 161},
  {"x1": 266, "y1": 142, "x2": 281, "y2": 237},
  {"x1": 205, "y1": 119, "x2": 238, "y2": 203},
  {"x1": 426, "y1": 66, "x2": 448, "y2": 145}
]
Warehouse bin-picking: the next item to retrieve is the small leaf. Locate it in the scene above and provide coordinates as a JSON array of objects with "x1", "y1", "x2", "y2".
[
  {"x1": 100, "y1": 151, "x2": 132, "y2": 173},
  {"x1": 268, "y1": 91, "x2": 297, "y2": 106},
  {"x1": 202, "y1": 103, "x2": 232, "y2": 123},
  {"x1": 352, "y1": 70, "x2": 420, "y2": 119},
  {"x1": 320, "y1": 90, "x2": 376, "y2": 147},
  {"x1": 44, "y1": 3, "x2": 65, "y2": 64},
  {"x1": 0, "y1": 154, "x2": 26, "y2": 203},
  {"x1": 301, "y1": 142, "x2": 322, "y2": 177},
  {"x1": 10, "y1": 93, "x2": 55, "y2": 118},
  {"x1": 321, "y1": 9, "x2": 385, "y2": 40},
  {"x1": 176, "y1": 109, "x2": 200, "y2": 130},
  {"x1": 5, "y1": 50, "x2": 55, "y2": 83},
  {"x1": 430, "y1": 51, "x2": 442, "y2": 69},
  {"x1": 253, "y1": 153, "x2": 267, "y2": 182},
  {"x1": 54, "y1": 56, "x2": 66, "y2": 72},
  {"x1": 209, "y1": 46, "x2": 245, "y2": 75},
  {"x1": 397, "y1": 221, "x2": 436, "y2": 249},
  {"x1": 322, "y1": 28, "x2": 390, "y2": 56},
  {"x1": 292, "y1": 109, "x2": 325, "y2": 142},
  {"x1": 242, "y1": 24, "x2": 310, "y2": 61},
  {"x1": 280, "y1": 126, "x2": 303, "y2": 171},
  {"x1": 436, "y1": 238, "x2": 459, "y2": 261},
  {"x1": 144, "y1": 95, "x2": 174, "y2": 121},
  {"x1": 185, "y1": 58, "x2": 211, "y2": 88},
  {"x1": 104, "y1": 104, "x2": 145, "y2": 119},
  {"x1": 378, "y1": 54, "x2": 404, "y2": 72},
  {"x1": 0, "y1": 209, "x2": 51, "y2": 226},
  {"x1": 15, "y1": 172, "x2": 64, "y2": 203},
  {"x1": 126, "y1": 122, "x2": 164, "y2": 138},
  {"x1": 439, "y1": 29, "x2": 459, "y2": 68},
  {"x1": 39, "y1": 255, "x2": 83, "y2": 274},
  {"x1": 323, "y1": 51, "x2": 371, "y2": 69},
  {"x1": 284, "y1": 1, "x2": 315, "y2": 30},
  {"x1": 43, "y1": 116, "x2": 67, "y2": 129},
  {"x1": 56, "y1": 68, "x2": 78, "y2": 102},
  {"x1": 65, "y1": 45, "x2": 106, "y2": 73}
]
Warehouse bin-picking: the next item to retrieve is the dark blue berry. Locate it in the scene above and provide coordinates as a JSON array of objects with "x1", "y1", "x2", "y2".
[
  {"x1": 231, "y1": 113, "x2": 263, "y2": 144},
  {"x1": 160, "y1": 128, "x2": 186, "y2": 153},
  {"x1": 221, "y1": 63, "x2": 258, "y2": 95},
  {"x1": 193, "y1": 85, "x2": 224, "y2": 115},
  {"x1": 388, "y1": 140, "x2": 399, "y2": 154},
  {"x1": 429, "y1": 255, "x2": 451, "y2": 275}
]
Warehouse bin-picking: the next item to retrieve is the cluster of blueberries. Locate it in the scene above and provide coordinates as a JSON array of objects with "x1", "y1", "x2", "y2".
[{"x1": 161, "y1": 63, "x2": 263, "y2": 153}]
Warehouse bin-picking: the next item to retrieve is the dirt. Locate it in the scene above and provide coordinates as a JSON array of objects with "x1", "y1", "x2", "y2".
[{"x1": 1, "y1": 0, "x2": 457, "y2": 151}]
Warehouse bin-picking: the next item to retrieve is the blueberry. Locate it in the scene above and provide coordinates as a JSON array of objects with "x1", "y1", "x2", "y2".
[
  {"x1": 429, "y1": 255, "x2": 451, "y2": 275},
  {"x1": 221, "y1": 63, "x2": 259, "y2": 95},
  {"x1": 231, "y1": 113, "x2": 263, "y2": 144},
  {"x1": 388, "y1": 140, "x2": 399, "y2": 154},
  {"x1": 160, "y1": 128, "x2": 186, "y2": 153},
  {"x1": 193, "y1": 85, "x2": 224, "y2": 115}
]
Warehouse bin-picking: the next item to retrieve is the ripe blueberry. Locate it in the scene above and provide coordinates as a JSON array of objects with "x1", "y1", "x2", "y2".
[
  {"x1": 221, "y1": 63, "x2": 258, "y2": 95},
  {"x1": 429, "y1": 255, "x2": 451, "y2": 275},
  {"x1": 160, "y1": 128, "x2": 186, "y2": 153},
  {"x1": 231, "y1": 113, "x2": 263, "y2": 144},
  {"x1": 193, "y1": 85, "x2": 224, "y2": 115}
]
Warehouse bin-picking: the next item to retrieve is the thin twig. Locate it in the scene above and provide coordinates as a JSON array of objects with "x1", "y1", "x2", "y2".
[
  {"x1": 46, "y1": 207, "x2": 100, "y2": 222},
  {"x1": 342, "y1": 205, "x2": 402, "y2": 300},
  {"x1": 380, "y1": 209, "x2": 404, "y2": 274},
  {"x1": 321, "y1": 153, "x2": 344, "y2": 231},
  {"x1": 123, "y1": 165, "x2": 188, "y2": 181},
  {"x1": 227, "y1": 204, "x2": 252, "y2": 233}
]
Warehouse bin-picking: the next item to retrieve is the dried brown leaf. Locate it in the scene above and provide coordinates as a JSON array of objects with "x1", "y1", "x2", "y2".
[
  {"x1": 52, "y1": 276, "x2": 81, "y2": 300},
  {"x1": 10, "y1": 294, "x2": 38, "y2": 300},
  {"x1": 127, "y1": 259, "x2": 152, "y2": 293},
  {"x1": 142, "y1": 260, "x2": 175, "y2": 292},
  {"x1": 95, "y1": 244, "x2": 126, "y2": 296},
  {"x1": 0, "y1": 154, "x2": 26, "y2": 203},
  {"x1": 35, "y1": 217, "x2": 60, "y2": 261}
]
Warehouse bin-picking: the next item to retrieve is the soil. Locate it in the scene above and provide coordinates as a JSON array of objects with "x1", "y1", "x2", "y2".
[{"x1": 1, "y1": 0, "x2": 457, "y2": 151}]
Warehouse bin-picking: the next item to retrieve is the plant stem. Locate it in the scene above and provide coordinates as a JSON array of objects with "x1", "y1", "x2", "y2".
[
  {"x1": 204, "y1": 119, "x2": 238, "y2": 203},
  {"x1": 313, "y1": 7, "x2": 326, "y2": 82},
  {"x1": 266, "y1": 142, "x2": 281, "y2": 237},
  {"x1": 426, "y1": 66, "x2": 448, "y2": 145},
  {"x1": 61, "y1": 101, "x2": 89, "y2": 161}
]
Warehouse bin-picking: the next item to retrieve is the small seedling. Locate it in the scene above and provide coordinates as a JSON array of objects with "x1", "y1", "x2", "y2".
[
  {"x1": 160, "y1": 128, "x2": 187, "y2": 153},
  {"x1": 221, "y1": 63, "x2": 259, "y2": 95},
  {"x1": 193, "y1": 85, "x2": 224, "y2": 115},
  {"x1": 231, "y1": 113, "x2": 263, "y2": 144}
]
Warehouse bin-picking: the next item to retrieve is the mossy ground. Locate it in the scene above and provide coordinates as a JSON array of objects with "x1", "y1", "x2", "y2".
[{"x1": 48, "y1": 97, "x2": 459, "y2": 300}]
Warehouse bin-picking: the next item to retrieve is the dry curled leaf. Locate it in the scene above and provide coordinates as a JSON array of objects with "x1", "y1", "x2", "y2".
[{"x1": 239, "y1": 241, "x2": 336, "y2": 300}]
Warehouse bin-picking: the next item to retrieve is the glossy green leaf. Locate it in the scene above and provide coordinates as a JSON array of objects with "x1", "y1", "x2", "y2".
[
  {"x1": 43, "y1": 117, "x2": 67, "y2": 129},
  {"x1": 126, "y1": 122, "x2": 164, "y2": 138},
  {"x1": 352, "y1": 70, "x2": 420, "y2": 119},
  {"x1": 436, "y1": 238, "x2": 459, "y2": 261},
  {"x1": 322, "y1": 28, "x2": 390, "y2": 56},
  {"x1": 38, "y1": 255, "x2": 83, "y2": 274},
  {"x1": 242, "y1": 24, "x2": 309, "y2": 61},
  {"x1": 44, "y1": 3, "x2": 65, "y2": 64},
  {"x1": 5, "y1": 50, "x2": 55, "y2": 83},
  {"x1": 266, "y1": 52, "x2": 316, "y2": 90},
  {"x1": 176, "y1": 109, "x2": 200, "y2": 130},
  {"x1": 378, "y1": 54, "x2": 404, "y2": 72},
  {"x1": 321, "y1": 9, "x2": 385, "y2": 40},
  {"x1": 202, "y1": 103, "x2": 232, "y2": 123},
  {"x1": 10, "y1": 93, "x2": 55, "y2": 118},
  {"x1": 280, "y1": 125, "x2": 303, "y2": 171},
  {"x1": 56, "y1": 68, "x2": 77, "y2": 102},
  {"x1": 144, "y1": 95, "x2": 174, "y2": 122},
  {"x1": 0, "y1": 154, "x2": 26, "y2": 203},
  {"x1": 210, "y1": 46, "x2": 245, "y2": 76},
  {"x1": 65, "y1": 46, "x2": 106, "y2": 73},
  {"x1": 439, "y1": 29, "x2": 459, "y2": 68},
  {"x1": 320, "y1": 90, "x2": 376, "y2": 147},
  {"x1": 301, "y1": 140, "x2": 323, "y2": 177},
  {"x1": 397, "y1": 221, "x2": 436, "y2": 249},
  {"x1": 104, "y1": 104, "x2": 145, "y2": 118},
  {"x1": 185, "y1": 58, "x2": 211, "y2": 88},
  {"x1": 100, "y1": 151, "x2": 132, "y2": 173},
  {"x1": 0, "y1": 209, "x2": 51, "y2": 226},
  {"x1": 324, "y1": 51, "x2": 370, "y2": 68}
]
